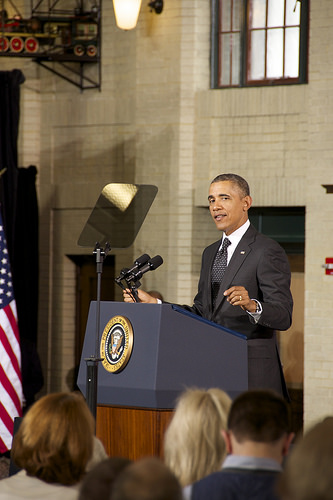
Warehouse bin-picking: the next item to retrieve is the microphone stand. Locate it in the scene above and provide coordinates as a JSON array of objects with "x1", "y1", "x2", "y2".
[
  {"x1": 114, "y1": 255, "x2": 163, "y2": 301},
  {"x1": 115, "y1": 275, "x2": 141, "y2": 303},
  {"x1": 85, "y1": 242, "x2": 110, "y2": 422}
]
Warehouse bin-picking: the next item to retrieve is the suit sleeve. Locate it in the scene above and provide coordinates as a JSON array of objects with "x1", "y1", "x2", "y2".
[{"x1": 255, "y1": 242, "x2": 293, "y2": 331}]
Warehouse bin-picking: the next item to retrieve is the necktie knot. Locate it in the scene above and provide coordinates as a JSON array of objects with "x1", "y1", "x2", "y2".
[
  {"x1": 211, "y1": 238, "x2": 231, "y2": 308},
  {"x1": 221, "y1": 237, "x2": 231, "y2": 252}
]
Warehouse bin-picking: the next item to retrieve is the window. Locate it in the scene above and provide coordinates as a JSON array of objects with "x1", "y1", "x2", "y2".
[
  {"x1": 211, "y1": 0, "x2": 308, "y2": 88},
  {"x1": 249, "y1": 206, "x2": 305, "y2": 257}
]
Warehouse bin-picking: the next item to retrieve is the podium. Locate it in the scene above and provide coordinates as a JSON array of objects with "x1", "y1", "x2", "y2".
[{"x1": 77, "y1": 302, "x2": 248, "y2": 459}]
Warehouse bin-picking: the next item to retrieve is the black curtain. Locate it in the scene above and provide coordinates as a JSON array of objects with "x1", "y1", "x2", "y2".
[
  {"x1": 0, "y1": 70, "x2": 43, "y2": 405},
  {"x1": 0, "y1": 69, "x2": 24, "y2": 255},
  {"x1": 13, "y1": 166, "x2": 39, "y2": 345}
]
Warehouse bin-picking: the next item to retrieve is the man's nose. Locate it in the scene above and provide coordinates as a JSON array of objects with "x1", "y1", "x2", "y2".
[{"x1": 212, "y1": 200, "x2": 222, "y2": 210}]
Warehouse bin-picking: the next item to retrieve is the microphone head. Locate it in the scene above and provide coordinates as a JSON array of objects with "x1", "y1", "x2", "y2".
[
  {"x1": 135, "y1": 254, "x2": 151, "y2": 266},
  {"x1": 116, "y1": 267, "x2": 130, "y2": 282},
  {"x1": 149, "y1": 255, "x2": 163, "y2": 270}
]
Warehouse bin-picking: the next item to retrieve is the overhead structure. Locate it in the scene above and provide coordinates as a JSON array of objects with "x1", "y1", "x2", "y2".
[{"x1": 0, "y1": 0, "x2": 101, "y2": 91}]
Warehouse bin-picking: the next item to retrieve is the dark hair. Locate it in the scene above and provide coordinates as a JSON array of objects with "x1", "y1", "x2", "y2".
[
  {"x1": 228, "y1": 390, "x2": 291, "y2": 443},
  {"x1": 112, "y1": 457, "x2": 182, "y2": 500},
  {"x1": 79, "y1": 457, "x2": 132, "y2": 500},
  {"x1": 211, "y1": 174, "x2": 250, "y2": 197}
]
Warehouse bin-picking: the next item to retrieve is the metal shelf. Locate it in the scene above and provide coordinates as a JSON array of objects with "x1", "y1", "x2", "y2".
[{"x1": 0, "y1": 0, "x2": 102, "y2": 91}]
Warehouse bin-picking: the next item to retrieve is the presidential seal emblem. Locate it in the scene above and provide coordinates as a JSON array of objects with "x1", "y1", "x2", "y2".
[{"x1": 100, "y1": 315, "x2": 134, "y2": 373}]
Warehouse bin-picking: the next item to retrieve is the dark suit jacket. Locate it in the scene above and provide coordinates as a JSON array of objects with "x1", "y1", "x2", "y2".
[{"x1": 185, "y1": 224, "x2": 293, "y2": 398}]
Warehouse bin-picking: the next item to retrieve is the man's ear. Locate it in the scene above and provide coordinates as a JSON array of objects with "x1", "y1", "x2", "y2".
[
  {"x1": 282, "y1": 432, "x2": 295, "y2": 456},
  {"x1": 222, "y1": 430, "x2": 233, "y2": 454},
  {"x1": 243, "y1": 195, "x2": 252, "y2": 211}
]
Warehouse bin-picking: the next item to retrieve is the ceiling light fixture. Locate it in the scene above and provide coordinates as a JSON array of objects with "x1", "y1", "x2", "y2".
[
  {"x1": 112, "y1": 0, "x2": 142, "y2": 30},
  {"x1": 113, "y1": 0, "x2": 163, "y2": 30}
]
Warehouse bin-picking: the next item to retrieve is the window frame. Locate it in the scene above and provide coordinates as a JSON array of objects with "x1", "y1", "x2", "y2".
[{"x1": 211, "y1": 0, "x2": 309, "y2": 89}]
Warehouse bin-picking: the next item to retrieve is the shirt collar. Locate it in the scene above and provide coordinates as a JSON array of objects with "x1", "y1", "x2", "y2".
[
  {"x1": 222, "y1": 454, "x2": 282, "y2": 472},
  {"x1": 220, "y1": 219, "x2": 250, "y2": 250}
]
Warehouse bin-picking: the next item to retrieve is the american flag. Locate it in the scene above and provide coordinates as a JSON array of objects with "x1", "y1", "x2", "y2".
[{"x1": 0, "y1": 211, "x2": 23, "y2": 453}]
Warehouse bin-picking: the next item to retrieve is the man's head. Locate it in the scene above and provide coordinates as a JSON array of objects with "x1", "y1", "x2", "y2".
[
  {"x1": 112, "y1": 457, "x2": 182, "y2": 500},
  {"x1": 208, "y1": 173, "x2": 252, "y2": 236},
  {"x1": 222, "y1": 390, "x2": 294, "y2": 462},
  {"x1": 79, "y1": 457, "x2": 132, "y2": 500}
]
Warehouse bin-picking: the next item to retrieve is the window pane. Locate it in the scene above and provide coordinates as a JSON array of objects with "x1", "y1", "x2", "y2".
[
  {"x1": 249, "y1": 0, "x2": 266, "y2": 29},
  {"x1": 267, "y1": 0, "x2": 284, "y2": 27},
  {"x1": 220, "y1": 33, "x2": 231, "y2": 85},
  {"x1": 221, "y1": 0, "x2": 232, "y2": 31},
  {"x1": 250, "y1": 29, "x2": 265, "y2": 79},
  {"x1": 285, "y1": 27, "x2": 299, "y2": 77},
  {"x1": 232, "y1": 0, "x2": 242, "y2": 30},
  {"x1": 232, "y1": 32, "x2": 241, "y2": 84},
  {"x1": 267, "y1": 28, "x2": 283, "y2": 78},
  {"x1": 286, "y1": 0, "x2": 300, "y2": 26}
]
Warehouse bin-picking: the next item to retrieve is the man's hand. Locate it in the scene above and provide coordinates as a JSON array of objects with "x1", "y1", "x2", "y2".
[
  {"x1": 123, "y1": 289, "x2": 158, "y2": 304},
  {"x1": 223, "y1": 286, "x2": 257, "y2": 313}
]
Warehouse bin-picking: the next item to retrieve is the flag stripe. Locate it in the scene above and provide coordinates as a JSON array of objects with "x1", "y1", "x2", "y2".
[
  {"x1": 6, "y1": 301, "x2": 20, "y2": 343},
  {"x1": 0, "y1": 400, "x2": 14, "y2": 435},
  {"x1": 0, "y1": 434, "x2": 9, "y2": 454},
  {"x1": 0, "y1": 364, "x2": 22, "y2": 414},
  {"x1": 0, "y1": 308, "x2": 22, "y2": 381},
  {"x1": 0, "y1": 390, "x2": 16, "y2": 452}
]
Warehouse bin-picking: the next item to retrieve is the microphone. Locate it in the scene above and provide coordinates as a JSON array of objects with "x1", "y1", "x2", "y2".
[
  {"x1": 116, "y1": 254, "x2": 151, "y2": 281},
  {"x1": 126, "y1": 255, "x2": 163, "y2": 282}
]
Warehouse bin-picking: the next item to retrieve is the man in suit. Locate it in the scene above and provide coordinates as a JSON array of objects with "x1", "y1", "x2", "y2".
[{"x1": 123, "y1": 173, "x2": 293, "y2": 398}]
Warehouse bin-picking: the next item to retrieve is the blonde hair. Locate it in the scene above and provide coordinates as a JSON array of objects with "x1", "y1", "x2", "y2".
[
  {"x1": 163, "y1": 387, "x2": 231, "y2": 487},
  {"x1": 11, "y1": 391, "x2": 95, "y2": 485}
]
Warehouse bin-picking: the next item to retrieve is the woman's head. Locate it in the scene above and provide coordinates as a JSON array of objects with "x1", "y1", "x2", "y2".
[
  {"x1": 11, "y1": 391, "x2": 95, "y2": 485},
  {"x1": 164, "y1": 387, "x2": 231, "y2": 487}
]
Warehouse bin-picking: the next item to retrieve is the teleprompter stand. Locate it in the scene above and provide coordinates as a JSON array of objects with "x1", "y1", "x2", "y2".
[{"x1": 77, "y1": 183, "x2": 158, "y2": 418}]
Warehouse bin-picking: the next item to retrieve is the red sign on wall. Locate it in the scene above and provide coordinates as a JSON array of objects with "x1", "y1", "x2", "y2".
[{"x1": 325, "y1": 257, "x2": 333, "y2": 275}]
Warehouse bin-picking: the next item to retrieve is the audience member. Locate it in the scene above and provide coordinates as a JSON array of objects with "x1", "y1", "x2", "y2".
[
  {"x1": 164, "y1": 387, "x2": 231, "y2": 487},
  {"x1": 111, "y1": 457, "x2": 182, "y2": 500},
  {"x1": 0, "y1": 392, "x2": 100, "y2": 499},
  {"x1": 79, "y1": 457, "x2": 132, "y2": 500},
  {"x1": 278, "y1": 417, "x2": 333, "y2": 500},
  {"x1": 186, "y1": 389, "x2": 294, "y2": 500}
]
